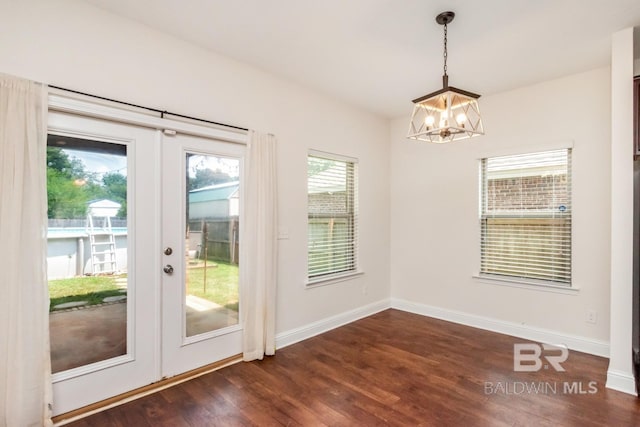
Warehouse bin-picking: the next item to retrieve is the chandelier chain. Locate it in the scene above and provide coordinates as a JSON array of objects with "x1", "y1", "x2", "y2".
[{"x1": 443, "y1": 23, "x2": 448, "y2": 77}]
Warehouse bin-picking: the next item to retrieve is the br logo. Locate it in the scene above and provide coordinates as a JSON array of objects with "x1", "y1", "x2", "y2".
[{"x1": 513, "y1": 343, "x2": 569, "y2": 372}]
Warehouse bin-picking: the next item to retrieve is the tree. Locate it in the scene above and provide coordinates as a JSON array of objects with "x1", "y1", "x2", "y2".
[
  {"x1": 47, "y1": 147, "x2": 86, "y2": 179},
  {"x1": 46, "y1": 148, "x2": 129, "y2": 219},
  {"x1": 47, "y1": 168, "x2": 88, "y2": 218},
  {"x1": 189, "y1": 168, "x2": 234, "y2": 191},
  {"x1": 308, "y1": 157, "x2": 334, "y2": 175},
  {"x1": 46, "y1": 148, "x2": 90, "y2": 218},
  {"x1": 102, "y1": 172, "x2": 127, "y2": 217}
]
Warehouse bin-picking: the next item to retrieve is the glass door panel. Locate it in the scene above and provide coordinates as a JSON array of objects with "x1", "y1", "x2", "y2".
[
  {"x1": 185, "y1": 153, "x2": 240, "y2": 337},
  {"x1": 47, "y1": 135, "x2": 128, "y2": 373}
]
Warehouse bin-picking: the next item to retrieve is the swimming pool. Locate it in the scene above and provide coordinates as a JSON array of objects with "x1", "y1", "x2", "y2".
[{"x1": 47, "y1": 227, "x2": 128, "y2": 238}]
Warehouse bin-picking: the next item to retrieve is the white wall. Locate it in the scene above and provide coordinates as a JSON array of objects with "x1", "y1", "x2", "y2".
[
  {"x1": 0, "y1": 0, "x2": 390, "y2": 335},
  {"x1": 390, "y1": 67, "x2": 612, "y2": 348}
]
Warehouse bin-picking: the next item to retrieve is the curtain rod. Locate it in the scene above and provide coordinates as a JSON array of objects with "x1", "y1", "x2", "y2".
[{"x1": 49, "y1": 85, "x2": 249, "y2": 132}]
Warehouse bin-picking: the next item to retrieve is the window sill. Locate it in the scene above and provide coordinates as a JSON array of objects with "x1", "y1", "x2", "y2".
[
  {"x1": 472, "y1": 274, "x2": 579, "y2": 295},
  {"x1": 306, "y1": 270, "x2": 364, "y2": 289}
]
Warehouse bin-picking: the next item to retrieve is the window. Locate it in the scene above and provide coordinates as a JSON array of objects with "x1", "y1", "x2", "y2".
[
  {"x1": 307, "y1": 152, "x2": 358, "y2": 282},
  {"x1": 480, "y1": 149, "x2": 571, "y2": 285}
]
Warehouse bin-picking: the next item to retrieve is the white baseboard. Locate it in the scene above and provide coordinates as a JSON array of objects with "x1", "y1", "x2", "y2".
[
  {"x1": 275, "y1": 299, "x2": 391, "y2": 350},
  {"x1": 390, "y1": 298, "x2": 610, "y2": 358},
  {"x1": 606, "y1": 369, "x2": 638, "y2": 396}
]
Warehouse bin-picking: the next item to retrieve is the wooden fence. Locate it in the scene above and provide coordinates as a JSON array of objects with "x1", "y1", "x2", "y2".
[{"x1": 188, "y1": 218, "x2": 239, "y2": 264}]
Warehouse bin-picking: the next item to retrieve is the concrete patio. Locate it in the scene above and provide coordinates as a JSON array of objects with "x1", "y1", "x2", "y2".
[{"x1": 49, "y1": 298, "x2": 238, "y2": 373}]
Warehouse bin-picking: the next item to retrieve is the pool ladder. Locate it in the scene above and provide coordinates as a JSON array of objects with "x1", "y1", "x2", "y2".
[{"x1": 87, "y1": 214, "x2": 118, "y2": 275}]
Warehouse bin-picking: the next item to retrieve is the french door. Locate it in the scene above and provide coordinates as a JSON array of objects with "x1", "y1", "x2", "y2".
[
  {"x1": 47, "y1": 106, "x2": 243, "y2": 416},
  {"x1": 161, "y1": 132, "x2": 243, "y2": 377}
]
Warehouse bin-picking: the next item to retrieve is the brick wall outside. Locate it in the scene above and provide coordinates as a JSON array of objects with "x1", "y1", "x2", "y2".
[
  {"x1": 486, "y1": 174, "x2": 568, "y2": 211},
  {"x1": 308, "y1": 192, "x2": 347, "y2": 215}
]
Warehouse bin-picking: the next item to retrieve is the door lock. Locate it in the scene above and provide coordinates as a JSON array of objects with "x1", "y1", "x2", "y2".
[
  {"x1": 163, "y1": 265, "x2": 174, "y2": 274},
  {"x1": 164, "y1": 247, "x2": 173, "y2": 255}
]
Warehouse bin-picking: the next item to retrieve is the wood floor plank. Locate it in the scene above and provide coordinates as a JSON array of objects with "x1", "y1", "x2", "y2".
[{"x1": 66, "y1": 309, "x2": 640, "y2": 426}]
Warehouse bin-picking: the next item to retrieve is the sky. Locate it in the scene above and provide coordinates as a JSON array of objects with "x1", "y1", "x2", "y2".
[
  {"x1": 187, "y1": 154, "x2": 239, "y2": 178},
  {"x1": 65, "y1": 148, "x2": 127, "y2": 178},
  {"x1": 65, "y1": 149, "x2": 239, "y2": 180}
]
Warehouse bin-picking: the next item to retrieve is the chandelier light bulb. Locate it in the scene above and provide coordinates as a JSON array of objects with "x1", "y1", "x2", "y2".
[
  {"x1": 439, "y1": 111, "x2": 448, "y2": 128},
  {"x1": 425, "y1": 115, "x2": 435, "y2": 127},
  {"x1": 456, "y1": 113, "x2": 467, "y2": 126}
]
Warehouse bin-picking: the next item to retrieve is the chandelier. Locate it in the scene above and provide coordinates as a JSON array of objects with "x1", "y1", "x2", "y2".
[{"x1": 407, "y1": 11, "x2": 484, "y2": 143}]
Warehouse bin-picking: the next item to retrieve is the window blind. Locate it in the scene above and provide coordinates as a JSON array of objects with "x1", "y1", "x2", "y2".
[
  {"x1": 307, "y1": 154, "x2": 358, "y2": 280},
  {"x1": 480, "y1": 149, "x2": 571, "y2": 285}
]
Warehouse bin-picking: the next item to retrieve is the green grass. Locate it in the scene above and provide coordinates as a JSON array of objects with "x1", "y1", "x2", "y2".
[
  {"x1": 48, "y1": 261, "x2": 239, "y2": 312},
  {"x1": 48, "y1": 275, "x2": 125, "y2": 311},
  {"x1": 186, "y1": 261, "x2": 239, "y2": 312}
]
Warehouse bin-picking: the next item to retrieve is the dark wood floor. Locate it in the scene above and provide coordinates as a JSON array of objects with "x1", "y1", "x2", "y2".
[{"x1": 67, "y1": 309, "x2": 640, "y2": 426}]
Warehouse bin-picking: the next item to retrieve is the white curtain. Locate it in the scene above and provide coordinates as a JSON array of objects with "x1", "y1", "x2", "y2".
[
  {"x1": 0, "y1": 74, "x2": 53, "y2": 426},
  {"x1": 241, "y1": 130, "x2": 278, "y2": 361}
]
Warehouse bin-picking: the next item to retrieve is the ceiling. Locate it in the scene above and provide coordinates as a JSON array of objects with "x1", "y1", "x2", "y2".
[{"x1": 83, "y1": 0, "x2": 640, "y2": 118}]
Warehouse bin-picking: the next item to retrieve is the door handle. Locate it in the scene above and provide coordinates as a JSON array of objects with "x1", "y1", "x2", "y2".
[{"x1": 163, "y1": 265, "x2": 174, "y2": 274}]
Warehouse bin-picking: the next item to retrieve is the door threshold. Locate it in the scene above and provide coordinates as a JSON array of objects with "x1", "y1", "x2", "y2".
[{"x1": 52, "y1": 354, "x2": 242, "y2": 426}]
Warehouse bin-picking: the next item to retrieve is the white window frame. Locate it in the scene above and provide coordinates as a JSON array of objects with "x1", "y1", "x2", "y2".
[
  {"x1": 306, "y1": 149, "x2": 361, "y2": 287},
  {"x1": 474, "y1": 143, "x2": 576, "y2": 293}
]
